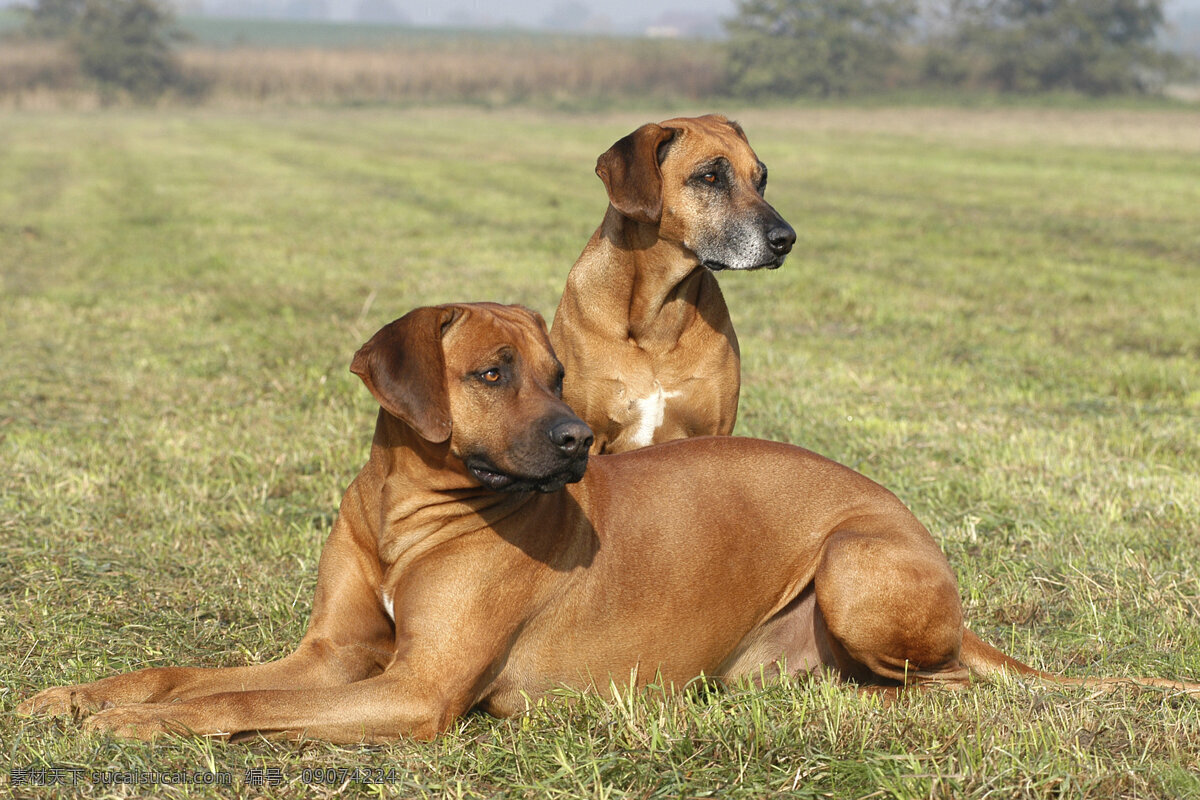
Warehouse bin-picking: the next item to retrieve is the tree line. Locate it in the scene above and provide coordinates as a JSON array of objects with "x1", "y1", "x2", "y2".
[
  {"x1": 10, "y1": 0, "x2": 1191, "y2": 102},
  {"x1": 727, "y1": 0, "x2": 1186, "y2": 96}
]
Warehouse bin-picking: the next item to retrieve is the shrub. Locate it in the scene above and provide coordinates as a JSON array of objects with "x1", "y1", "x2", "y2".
[
  {"x1": 930, "y1": 0, "x2": 1175, "y2": 94},
  {"x1": 19, "y1": 0, "x2": 191, "y2": 101},
  {"x1": 725, "y1": 0, "x2": 918, "y2": 97}
]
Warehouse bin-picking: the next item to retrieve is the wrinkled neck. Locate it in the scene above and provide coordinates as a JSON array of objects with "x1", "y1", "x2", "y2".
[
  {"x1": 598, "y1": 207, "x2": 708, "y2": 351},
  {"x1": 369, "y1": 411, "x2": 535, "y2": 566}
]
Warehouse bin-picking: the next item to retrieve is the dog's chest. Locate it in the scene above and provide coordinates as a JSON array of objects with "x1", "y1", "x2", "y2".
[{"x1": 623, "y1": 381, "x2": 681, "y2": 448}]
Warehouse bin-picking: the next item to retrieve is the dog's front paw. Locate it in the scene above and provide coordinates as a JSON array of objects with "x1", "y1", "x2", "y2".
[
  {"x1": 83, "y1": 703, "x2": 211, "y2": 741},
  {"x1": 17, "y1": 685, "x2": 112, "y2": 718}
]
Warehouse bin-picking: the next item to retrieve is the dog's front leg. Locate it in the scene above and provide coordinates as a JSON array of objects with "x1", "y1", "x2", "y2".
[
  {"x1": 16, "y1": 633, "x2": 392, "y2": 719},
  {"x1": 81, "y1": 669, "x2": 470, "y2": 743},
  {"x1": 19, "y1": 507, "x2": 394, "y2": 719}
]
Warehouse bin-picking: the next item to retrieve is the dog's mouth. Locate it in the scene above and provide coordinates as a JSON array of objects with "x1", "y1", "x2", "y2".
[
  {"x1": 703, "y1": 256, "x2": 785, "y2": 272},
  {"x1": 467, "y1": 461, "x2": 517, "y2": 491},
  {"x1": 466, "y1": 456, "x2": 588, "y2": 494}
]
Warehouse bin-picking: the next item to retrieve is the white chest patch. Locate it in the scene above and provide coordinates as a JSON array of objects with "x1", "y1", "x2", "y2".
[
  {"x1": 381, "y1": 591, "x2": 394, "y2": 622},
  {"x1": 627, "y1": 383, "x2": 681, "y2": 448}
]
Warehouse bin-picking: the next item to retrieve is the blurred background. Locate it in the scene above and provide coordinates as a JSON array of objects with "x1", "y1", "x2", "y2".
[{"x1": 1, "y1": 0, "x2": 1198, "y2": 107}]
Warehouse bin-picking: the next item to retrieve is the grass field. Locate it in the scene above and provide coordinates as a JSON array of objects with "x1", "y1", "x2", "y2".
[{"x1": 2, "y1": 106, "x2": 1199, "y2": 798}]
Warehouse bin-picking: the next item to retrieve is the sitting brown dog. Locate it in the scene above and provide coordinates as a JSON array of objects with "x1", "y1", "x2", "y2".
[
  {"x1": 20, "y1": 303, "x2": 1197, "y2": 742},
  {"x1": 550, "y1": 115, "x2": 795, "y2": 454}
]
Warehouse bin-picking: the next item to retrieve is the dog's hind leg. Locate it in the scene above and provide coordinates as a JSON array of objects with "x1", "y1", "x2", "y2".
[{"x1": 810, "y1": 526, "x2": 970, "y2": 687}]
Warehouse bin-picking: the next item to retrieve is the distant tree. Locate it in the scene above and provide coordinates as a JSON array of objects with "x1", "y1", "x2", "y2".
[
  {"x1": 18, "y1": 0, "x2": 85, "y2": 38},
  {"x1": 19, "y1": 0, "x2": 189, "y2": 101},
  {"x1": 74, "y1": 0, "x2": 186, "y2": 101},
  {"x1": 725, "y1": 0, "x2": 919, "y2": 97},
  {"x1": 916, "y1": 0, "x2": 982, "y2": 86},
  {"x1": 946, "y1": 0, "x2": 1173, "y2": 93}
]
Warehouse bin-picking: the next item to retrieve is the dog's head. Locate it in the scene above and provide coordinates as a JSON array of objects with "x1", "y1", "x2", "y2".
[
  {"x1": 352, "y1": 303, "x2": 593, "y2": 493},
  {"x1": 595, "y1": 114, "x2": 796, "y2": 272}
]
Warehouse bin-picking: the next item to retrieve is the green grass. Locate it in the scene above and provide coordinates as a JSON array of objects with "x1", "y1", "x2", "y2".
[{"x1": 2, "y1": 106, "x2": 1199, "y2": 798}]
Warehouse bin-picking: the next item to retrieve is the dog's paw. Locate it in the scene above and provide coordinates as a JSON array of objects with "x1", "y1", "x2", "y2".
[
  {"x1": 17, "y1": 685, "x2": 111, "y2": 718},
  {"x1": 83, "y1": 703, "x2": 205, "y2": 740}
]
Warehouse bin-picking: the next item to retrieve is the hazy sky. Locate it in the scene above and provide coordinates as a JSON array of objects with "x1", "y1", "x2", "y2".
[
  {"x1": 244, "y1": 0, "x2": 1200, "y2": 30},
  {"x1": 349, "y1": 0, "x2": 1196, "y2": 27},
  {"x1": 1, "y1": 0, "x2": 1195, "y2": 29},
  {"x1": 415, "y1": 0, "x2": 734, "y2": 25},
  {"x1": 315, "y1": 0, "x2": 738, "y2": 27}
]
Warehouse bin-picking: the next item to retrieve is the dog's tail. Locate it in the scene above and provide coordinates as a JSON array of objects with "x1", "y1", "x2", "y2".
[{"x1": 959, "y1": 628, "x2": 1200, "y2": 694}]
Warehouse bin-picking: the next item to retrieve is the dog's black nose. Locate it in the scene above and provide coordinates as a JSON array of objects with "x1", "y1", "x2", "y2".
[
  {"x1": 767, "y1": 222, "x2": 796, "y2": 255},
  {"x1": 549, "y1": 418, "x2": 594, "y2": 458}
]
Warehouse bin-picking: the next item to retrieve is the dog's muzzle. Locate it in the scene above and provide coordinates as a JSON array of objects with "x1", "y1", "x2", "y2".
[{"x1": 466, "y1": 416, "x2": 593, "y2": 493}]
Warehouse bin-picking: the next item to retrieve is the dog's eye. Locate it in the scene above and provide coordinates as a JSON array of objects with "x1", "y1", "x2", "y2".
[
  {"x1": 481, "y1": 368, "x2": 503, "y2": 384},
  {"x1": 701, "y1": 172, "x2": 719, "y2": 185}
]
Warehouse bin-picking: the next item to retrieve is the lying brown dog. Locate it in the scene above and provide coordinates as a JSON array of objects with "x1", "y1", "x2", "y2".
[
  {"x1": 550, "y1": 115, "x2": 795, "y2": 454},
  {"x1": 19, "y1": 303, "x2": 1198, "y2": 742}
]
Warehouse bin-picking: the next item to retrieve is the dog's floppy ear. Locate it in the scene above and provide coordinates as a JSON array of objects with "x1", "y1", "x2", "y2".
[
  {"x1": 350, "y1": 305, "x2": 461, "y2": 442},
  {"x1": 595, "y1": 123, "x2": 678, "y2": 225}
]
